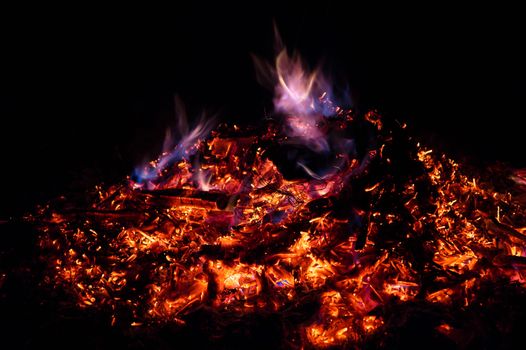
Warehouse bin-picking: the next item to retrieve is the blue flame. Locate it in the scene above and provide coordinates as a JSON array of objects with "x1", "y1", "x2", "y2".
[{"x1": 133, "y1": 117, "x2": 215, "y2": 185}]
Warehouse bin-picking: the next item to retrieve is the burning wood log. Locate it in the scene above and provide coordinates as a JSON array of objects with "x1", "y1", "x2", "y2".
[
  {"x1": 486, "y1": 218, "x2": 526, "y2": 242},
  {"x1": 140, "y1": 188, "x2": 235, "y2": 210},
  {"x1": 492, "y1": 254, "x2": 526, "y2": 268}
]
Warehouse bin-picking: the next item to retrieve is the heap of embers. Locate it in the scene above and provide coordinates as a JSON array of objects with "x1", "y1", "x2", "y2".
[{"x1": 32, "y1": 51, "x2": 526, "y2": 349}]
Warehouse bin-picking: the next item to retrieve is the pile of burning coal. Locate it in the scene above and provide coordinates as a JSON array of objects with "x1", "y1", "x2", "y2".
[{"x1": 30, "y1": 44, "x2": 526, "y2": 349}]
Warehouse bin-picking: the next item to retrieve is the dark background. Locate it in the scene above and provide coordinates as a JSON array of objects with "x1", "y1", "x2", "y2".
[
  {"x1": 1, "y1": 3, "x2": 525, "y2": 217},
  {"x1": 0, "y1": 3, "x2": 525, "y2": 348}
]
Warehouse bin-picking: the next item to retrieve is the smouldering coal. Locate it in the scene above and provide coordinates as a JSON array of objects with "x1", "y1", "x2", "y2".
[{"x1": 29, "y1": 44, "x2": 526, "y2": 349}]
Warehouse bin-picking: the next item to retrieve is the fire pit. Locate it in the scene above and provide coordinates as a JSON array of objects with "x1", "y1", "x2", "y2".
[{"x1": 18, "y1": 44, "x2": 526, "y2": 349}]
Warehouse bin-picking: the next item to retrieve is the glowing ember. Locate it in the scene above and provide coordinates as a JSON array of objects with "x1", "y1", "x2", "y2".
[{"x1": 29, "y1": 46, "x2": 526, "y2": 348}]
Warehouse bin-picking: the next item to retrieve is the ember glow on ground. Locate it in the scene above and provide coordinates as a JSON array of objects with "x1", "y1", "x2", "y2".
[
  {"x1": 29, "y1": 43, "x2": 526, "y2": 349},
  {"x1": 33, "y1": 111, "x2": 526, "y2": 348}
]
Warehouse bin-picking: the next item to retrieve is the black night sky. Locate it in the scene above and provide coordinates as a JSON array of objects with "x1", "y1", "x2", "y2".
[
  {"x1": 1, "y1": 3, "x2": 524, "y2": 216},
  {"x1": 0, "y1": 2, "x2": 525, "y2": 348}
]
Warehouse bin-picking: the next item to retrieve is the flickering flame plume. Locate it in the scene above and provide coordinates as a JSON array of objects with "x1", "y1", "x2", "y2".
[
  {"x1": 253, "y1": 32, "x2": 343, "y2": 155},
  {"x1": 133, "y1": 97, "x2": 215, "y2": 187},
  {"x1": 31, "y1": 46, "x2": 526, "y2": 349}
]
